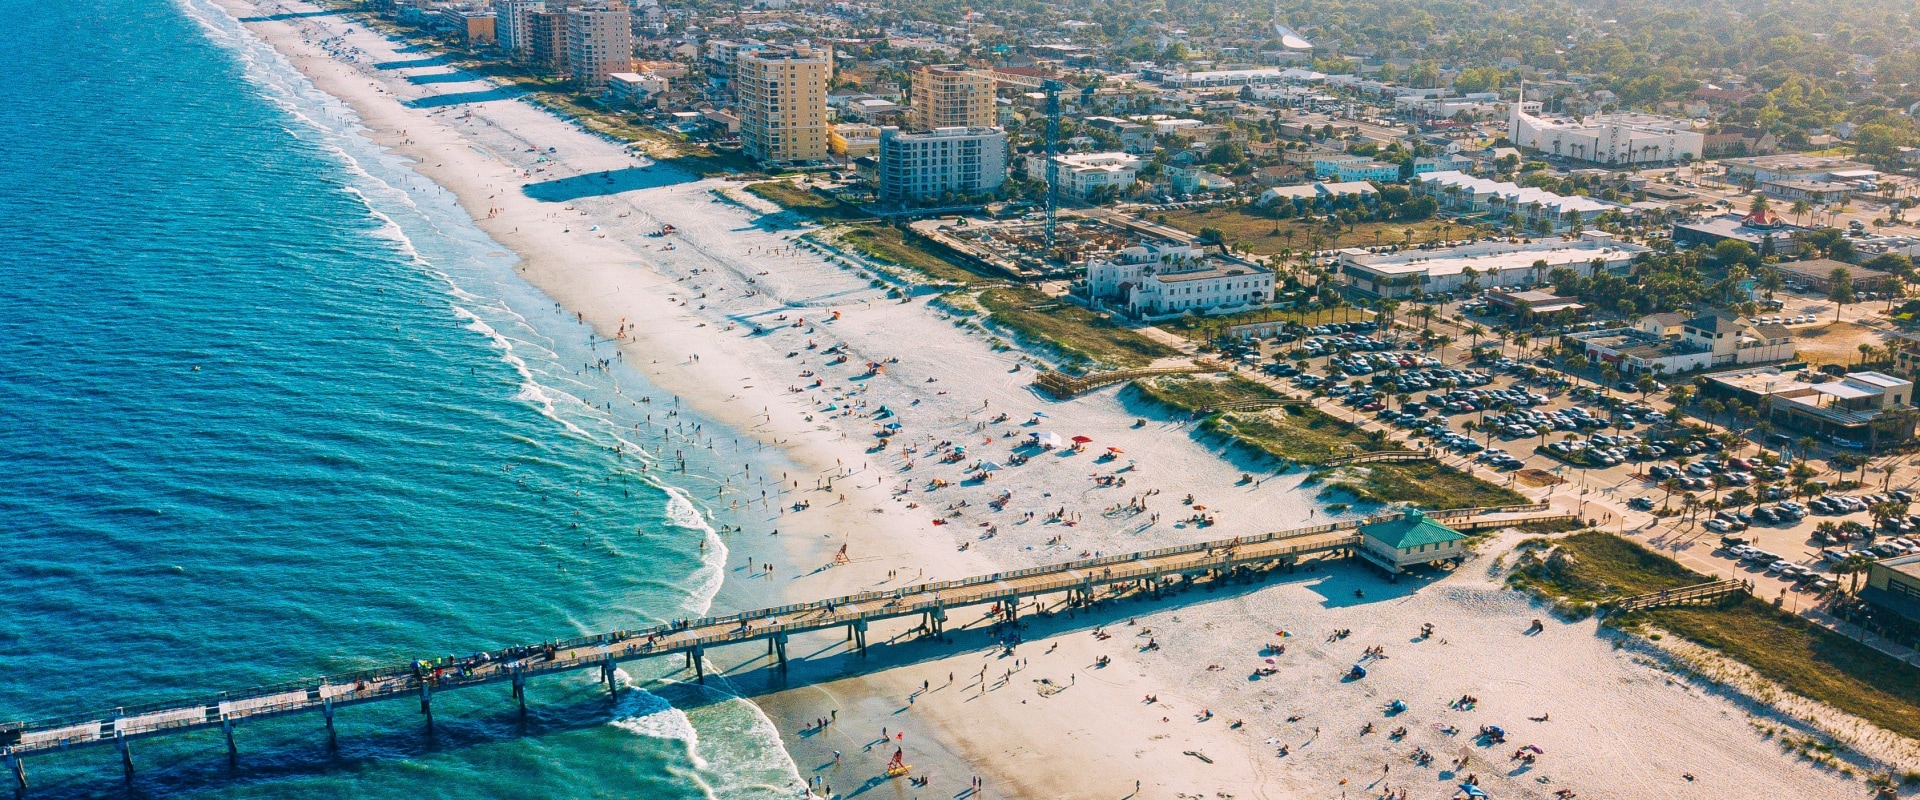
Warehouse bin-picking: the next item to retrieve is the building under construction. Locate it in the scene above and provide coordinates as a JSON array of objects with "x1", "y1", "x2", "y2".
[{"x1": 910, "y1": 211, "x2": 1196, "y2": 280}]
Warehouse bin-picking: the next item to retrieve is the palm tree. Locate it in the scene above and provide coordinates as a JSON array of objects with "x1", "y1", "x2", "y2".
[
  {"x1": 1834, "y1": 553, "x2": 1877, "y2": 594},
  {"x1": 1790, "y1": 198, "x2": 1811, "y2": 226}
]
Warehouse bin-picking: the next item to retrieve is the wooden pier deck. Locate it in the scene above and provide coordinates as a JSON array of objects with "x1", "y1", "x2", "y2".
[{"x1": 0, "y1": 505, "x2": 1569, "y2": 785}]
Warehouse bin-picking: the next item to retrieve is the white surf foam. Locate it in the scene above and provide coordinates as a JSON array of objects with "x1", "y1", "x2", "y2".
[{"x1": 177, "y1": 1, "x2": 809, "y2": 794}]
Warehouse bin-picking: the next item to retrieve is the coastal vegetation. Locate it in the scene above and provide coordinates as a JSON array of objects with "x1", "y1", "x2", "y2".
[
  {"x1": 1512, "y1": 532, "x2": 1920, "y2": 741},
  {"x1": 1159, "y1": 205, "x2": 1454, "y2": 257},
  {"x1": 1326, "y1": 460, "x2": 1529, "y2": 509},
  {"x1": 838, "y1": 227, "x2": 990, "y2": 286},
  {"x1": 1137, "y1": 376, "x2": 1529, "y2": 508},
  {"x1": 745, "y1": 180, "x2": 871, "y2": 222},
  {"x1": 975, "y1": 287, "x2": 1177, "y2": 369}
]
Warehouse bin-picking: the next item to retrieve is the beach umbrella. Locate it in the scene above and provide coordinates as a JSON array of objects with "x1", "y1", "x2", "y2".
[
  {"x1": 1106, "y1": 446, "x2": 1125, "y2": 453},
  {"x1": 1071, "y1": 435, "x2": 1093, "y2": 444},
  {"x1": 1456, "y1": 784, "x2": 1489, "y2": 799},
  {"x1": 979, "y1": 461, "x2": 1002, "y2": 471},
  {"x1": 1032, "y1": 411, "x2": 1048, "y2": 418}
]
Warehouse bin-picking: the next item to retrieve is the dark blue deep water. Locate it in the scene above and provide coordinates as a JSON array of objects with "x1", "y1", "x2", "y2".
[{"x1": 0, "y1": 0, "x2": 798, "y2": 796}]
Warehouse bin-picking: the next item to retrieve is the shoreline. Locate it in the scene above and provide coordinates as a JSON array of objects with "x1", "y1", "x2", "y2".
[{"x1": 208, "y1": 3, "x2": 1905, "y2": 798}]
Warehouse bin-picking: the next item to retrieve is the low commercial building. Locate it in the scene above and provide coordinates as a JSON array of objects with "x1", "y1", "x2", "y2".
[
  {"x1": 1358, "y1": 510, "x2": 1467, "y2": 573},
  {"x1": 1683, "y1": 311, "x2": 1795, "y2": 367},
  {"x1": 1706, "y1": 367, "x2": 1915, "y2": 449},
  {"x1": 1760, "y1": 178, "x2": 1855, "y2": 204},
  {"x1": 1484, "y1": 289, "x2": 1586, "y2": 320},
  {"x1": 1567, "y1": 328, "x2": 1714, "y2": 375},
  {"x1": 1775, "y1": 258, "x2": 1901, "y2": 294},
  {"x1": 829, "y1": 123, "x2": 882, "y2": 158},
  {"x1": 1721, "y1": 154, "x2": 1874, "y2": 185},
  {"x1": 1085, "y1": 242, "x2": 1275, "y2": 320},
  {"x1": 1413, "y1": 171, "x2": 1617, "y2": 232},
  {"x1": 1861, "y1": 554, "x2": 1920, "y2": 630},
  {"x1": 1333, "y1": 161, "x2": 1401, "y2": 183},
  {"x1": 1507, "y1": 104, "x2": 1702, "y2": 165},
  {"x1": 1258, "y1": 181, "x2": 1378, "y2": 207},
  {"x1": 877, "y1": 126, "x2": 1007, "y2": 204},
  {"x1": 1026, "y1": 152, "x2": 1140, "y2": 199},
  {"x1": 606, "y1": 72, "x2": 669, "y2": 107},
  {"x1": 1672, "y1": 212, "x2": 1808, "y2": 257},
  {"x1": 1570, "y1": 310, "x2": 1794, "y2": 375},
  {"x1": 1336, "y1": 231, "x2": 1645, "y2": 298}
]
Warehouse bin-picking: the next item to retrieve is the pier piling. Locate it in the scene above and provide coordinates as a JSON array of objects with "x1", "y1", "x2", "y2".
[
  {"x1": 114, "y1": 734, "x2": 131, "y2": 783},
  {"x1": 5, "y1": 749, "x2": 25, "y2": 791}
]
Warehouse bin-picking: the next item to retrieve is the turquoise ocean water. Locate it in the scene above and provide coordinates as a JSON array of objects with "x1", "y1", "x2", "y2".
[{"x1": 0, "y1": 0, "x2": 800, "y2": 796}]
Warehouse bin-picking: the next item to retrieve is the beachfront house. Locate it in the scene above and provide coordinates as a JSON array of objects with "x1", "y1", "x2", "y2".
[{"x1": 1358, "y1": 510, "x2": 1467, "y2": 573}]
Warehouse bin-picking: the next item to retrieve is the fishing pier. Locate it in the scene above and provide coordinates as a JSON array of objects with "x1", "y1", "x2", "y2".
[{"x1": 0, "y1": 506, "x2": 1567, "y2": 788}]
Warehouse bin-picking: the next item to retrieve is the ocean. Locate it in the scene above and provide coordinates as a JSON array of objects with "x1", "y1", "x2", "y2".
[{"x1": 0, "y1": 0, "x2": 800, "y2": 796}]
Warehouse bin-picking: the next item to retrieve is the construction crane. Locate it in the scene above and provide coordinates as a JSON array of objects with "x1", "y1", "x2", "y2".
[{"x1": 976, "y1": 70, "x2": 1094, "y2": 251}]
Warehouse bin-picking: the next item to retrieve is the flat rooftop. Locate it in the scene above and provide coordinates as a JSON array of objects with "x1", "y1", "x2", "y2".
[
  {"x1": 1707, "y1": 368, "x2": 1812, "y2": 396},
  {"x1": 1344, "y1": 238, "x2": 1645, "y2": 279}
]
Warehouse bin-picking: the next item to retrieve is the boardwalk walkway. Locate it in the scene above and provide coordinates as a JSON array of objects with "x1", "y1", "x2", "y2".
[{"x1": 1610, "y1": 579, "x2": 1751, "y2": 613}]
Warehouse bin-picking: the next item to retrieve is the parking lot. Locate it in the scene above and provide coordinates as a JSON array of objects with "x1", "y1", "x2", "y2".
[{"x1": 1217, "y1": 317, "x2": 1918, "y2": 601}]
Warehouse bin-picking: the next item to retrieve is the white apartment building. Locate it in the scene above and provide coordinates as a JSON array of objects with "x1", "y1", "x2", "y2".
[
  {"x1": 1337, "y1": 231, "x2": 1647, "y2": 298},
  {"x1": 606, "y1": 71, "x2": 668, "y2": 106},
  {"x1": 492, "y1": 0, "x2": 542, "y2": 61},
  {"x1": 1508, "y1": 102, "x2": 1702, "y2": 165},
  {"x1": 566, "y1": 4, "x2": 632, "y2": 88},
  {"x1": 1413, "y1": 170, "x2": 1619, "y2": 232},
  {"x1": 877, "y1": 126, "x2": 1007, "y2": 204},
  {"x1": 1025, "y1": 152, "x2": 1140, "y2": 199},
  {"x1": 1087, "y1": 242, "x2": 1275, "y2": 319}
]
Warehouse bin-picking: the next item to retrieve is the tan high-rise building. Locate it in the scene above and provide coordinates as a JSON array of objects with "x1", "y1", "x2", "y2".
[
  {"x1": 909, "y1": 64, "x2": 994, "y2": 132},
  {"x1": 567, "y1": 3, "x2": 633, "y2": 88},
  {"x1": 737, "y1": 44, "x2": 832, "y2": 165},
  {"x1": 527, "y1": 8, "x2": 569, "y2": 73}
]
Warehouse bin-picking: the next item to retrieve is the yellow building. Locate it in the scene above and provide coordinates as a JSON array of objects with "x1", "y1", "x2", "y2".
[
  {"x1": 829, "y1": 123, "x2": 881, "y2": 158},
  {"x1": 909, "y1": 64, "x2": 994, "y2": 131},
  {"x1": 737, "y1": 44, "x2": 833, "y2": 165}
]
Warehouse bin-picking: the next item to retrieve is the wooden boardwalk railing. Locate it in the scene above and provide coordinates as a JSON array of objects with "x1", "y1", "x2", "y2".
[
  {"x1": 1323, "y1": 449, "x2": 1434, "y2": 467},
  {"x1": 1034, "y1": 360, "x2": 1224, "y2": 399},
  {"x1": 1610, "y1": 579, "x2": 1750, "y2": 613}
]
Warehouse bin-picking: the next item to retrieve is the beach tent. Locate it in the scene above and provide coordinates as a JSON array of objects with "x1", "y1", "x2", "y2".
[{"x1": 1036, "y1": 432, "x2": 1064, "y2": 448}]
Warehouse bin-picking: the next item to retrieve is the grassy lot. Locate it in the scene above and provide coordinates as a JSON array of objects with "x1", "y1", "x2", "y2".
[
  {"x1": 1211, "y1": 409, "x2": 1393, "y2": 464},
  {"x1": 1512, "y1": 531, "x2": 1920, "y2": 741},
  {"x1": 1329, "y1": 460, "x2": 1530, "y2": 509},
  {"x1": 839, "y1": 227, "x2": 989, "y2": 285},
  {"x1": 746, "y1": 181, "x2": 872, "y2": 222},
  {"x1": 1508, "y1": 530, "x2": 1702, "y2": 605},
  {"x1": 976, "y1": 287, "x2": 1178, "y2": 369},
  {"x1": 1156, "y1": 207, "x2": 1457, "y2": 256},
  {"x1": 1132, "y1": 374, "x2": 1281, "y2": 409},
  {"x1": 1136, "y1": 375, "x2": 1390, "y2": 464}
]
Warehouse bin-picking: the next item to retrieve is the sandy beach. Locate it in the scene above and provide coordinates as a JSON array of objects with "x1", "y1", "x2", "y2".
[{"x1": 212, "y1": 2, "x2": 1912, "y2": 797}]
